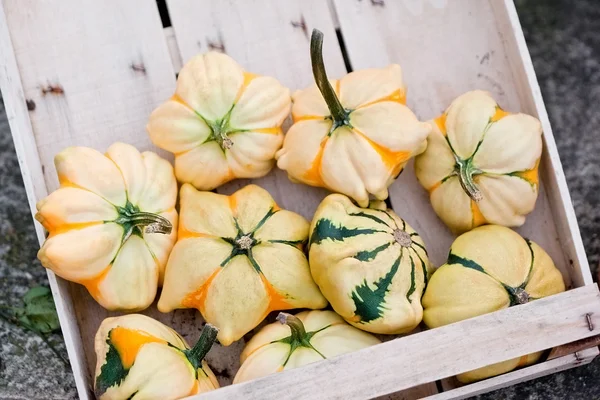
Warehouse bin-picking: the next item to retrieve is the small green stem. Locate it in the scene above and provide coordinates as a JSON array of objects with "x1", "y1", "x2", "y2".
[
  {"x1": 455, "y1": 157, "x2": 483, "y2": 202},
  {"x1": 186, "y1": 323, "x2": 219, "y2": 370},
  {"x1": 310, "y1": 29, "x2": 349, "y2": 128},
  {"x1": 277, "y1": 312, "x2": 326, "y2": 360}
]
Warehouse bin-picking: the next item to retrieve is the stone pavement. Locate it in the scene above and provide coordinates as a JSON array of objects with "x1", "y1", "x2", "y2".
[{"x1": 0, "y1": 0, "x2": 599, "y2": 398}]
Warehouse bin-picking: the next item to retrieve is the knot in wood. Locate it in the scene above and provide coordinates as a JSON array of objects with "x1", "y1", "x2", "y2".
[
  {"x1": 236, "y1": 234, "x2": 253, "y2": 250},
  {"x1": 393, "y1": 229, "x2": 412, "y2": 247}
]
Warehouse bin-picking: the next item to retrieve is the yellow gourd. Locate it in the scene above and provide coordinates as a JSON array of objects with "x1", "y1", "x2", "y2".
[
  {"x1": 276, "y1": 30, "x2": 430, "y2": 207},
  {"x1": 422, "y1": 225, "x2": 565, "y2": 382},
  {"x1": 36, "y1": 143, "x2": 177, "y2": 311},
  {"x1": 234, "y1": 311, "x2": 380, "y2": 383},
  {"x1": 94, "y1": 314, "x2": 218, "y2": 399},
  {"x1": 158, "y1": 184, "x2": 327, "y2": 345},
  {"x1": 148, "y1": 52, "x2": 291, "y2": 190},
  {"x1": 415, "y1": 90, "x2": 542, "y2": 233},
  {"x1": 309, "y1": 194, "x2": 432, "y2": 334}
]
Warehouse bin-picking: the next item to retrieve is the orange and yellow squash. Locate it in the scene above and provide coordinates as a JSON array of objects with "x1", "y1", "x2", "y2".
[
  {"x1": 276, "y1": 29, "x2": 430, "y2": 207},
  {"x1": 36, "y1": 143, "x2": 177, "y2": 311}
]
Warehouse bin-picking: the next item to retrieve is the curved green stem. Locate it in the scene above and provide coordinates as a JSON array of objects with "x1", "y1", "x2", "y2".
[
  {"x1": 276, "y1": 312, "x2": 326, "y2": 361},
  {"x1": 310, "y1": 29, "x2": 349, "y2": 128},
  {"x1": 116, "y1": 204, "x2": 173, "y2": 242},
  {"x1": 185, "y1": 323, "x2": 219, "y2": 370},
  {"x1": 455, "y1": 157, "x2": 483, "y2": 202}
]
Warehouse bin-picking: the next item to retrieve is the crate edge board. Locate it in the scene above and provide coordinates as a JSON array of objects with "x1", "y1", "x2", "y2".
[
  {"x1": 190, "y1": 284, "x2": 600, "y2": 400},
  {"x1": 0, "y1": 1, "x2": 92, "y2": 399},
  {"x1": 425, "y1": 347, "x2": 599, "y2": 400}
]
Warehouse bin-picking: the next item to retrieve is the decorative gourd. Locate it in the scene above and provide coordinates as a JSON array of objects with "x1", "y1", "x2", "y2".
[
  {"x1": 94, "y1": 314, "x2": 219, "y2": 399},
  {"x1": 276, "y1": 30, "x2": 430, "y2": 207},
  {"x1": 158, "y1": 184, "x2": 327, "y2": 345},
  {"x1": 414, "y1": 90, "x2": 542, "y2": 233},
  {"x1": 309, "y1": 194, "x2": 432, "y2": 334},
  {"x1": 234, "y1": 311, "x2": 380, "y2": 383},
  {"x1": 147, "y1": 52, "x2": 291, "y2": 191},
  {"x1": 36, "y1": 143, "x2": 177, "y2": 311},
  {"x1": 422, "y1": 225, "x2": 565, "y2": 382}
]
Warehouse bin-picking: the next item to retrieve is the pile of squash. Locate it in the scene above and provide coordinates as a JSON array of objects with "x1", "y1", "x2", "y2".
[{"x1": 35, "y1": 30, "x2": 566, "y2": 400}]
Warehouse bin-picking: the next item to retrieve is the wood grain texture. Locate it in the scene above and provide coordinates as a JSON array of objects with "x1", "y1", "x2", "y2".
[
  {"x1": 166, "y1": 0, "x2": 346, "y2": 220},
  {"x1": 193, "y1": 285, "x2": 600, "y2": 400},
  {"x1": 427, "y1": 347, "x2": 599, "y2": 400},
  {"x1": 332, "y1": 0, "x2": 584, "y2": 290}
]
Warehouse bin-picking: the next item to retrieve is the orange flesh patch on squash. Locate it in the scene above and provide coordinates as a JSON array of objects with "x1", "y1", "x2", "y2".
[
  {"x1": 291, "y1": 114, "x2": 324, "y2": 123},
  {"x1": 261, "y1": 273, "x2": 291, "y2": 311},
  {"x1": 356, "y1": 88, "x2": 407, "y2": 110},
  {"x1": 302, "y1": 140, "x2": 327, "y2": 186},
  {"x1": 188, "y1": 380, "x2": 199, "y2": 396},
  {"x1": 110, "y1": 327, "x2": 167, "y2": 369},
  {"x1": 427, "y1": 180, "x2": 443, "y2": 194},
  {"x1": 353, "y1": 128, "x2": 411, "y2": 171},
  {"x1": 234, "y1": 72, "x2": 259, "y2": 103},
  {"x1": 252, "y1": 126, "x2": 282, "y2": 135},
  {"x1": 43, "y1": 220, "x2": 103, "y2": 237},
  {"x1": 512, "y1": 158, "x2": 540, "y2": 186},
  {"x1": 470, "y1": 200, "x2": 487, "y2": 228},
  {"x1": 177, "y1": 226, "x2": 213, "y2": 241},
  {"x1": 490, "y1": 106, "x2": 509, "y2": 122},
  {"x1": 516, "y1": 354, "x2": 530, "y2": 368},
  {"x1": 434, "y1": 114, "x2": 447, "y2": 136},
  {"x1": 182, "y1": 268, "x2": 221, "y2": 312},
  {"x1": 81, "y1": 265, "x2": 111, "y2": 302}
]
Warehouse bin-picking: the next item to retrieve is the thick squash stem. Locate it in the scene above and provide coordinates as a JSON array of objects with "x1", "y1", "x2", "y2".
[
  {"x1": 310, "y1": 29, "x2": 350, "y2": 131},
  {"x1": 116, "y1": 202, "x2": 173, "y2": 242},
  {"x1": 277, "y1": 313, "x2": 326, "y2": 361},
  {"x1": 455, "y1": 157, "x2": 483, "y2": 202},
  {"x1": 507, "y1": 287, "x2": 530, "y2": 306},
  {"x1": 185, "y1": 323, "x2": 219, "y2": 370}
]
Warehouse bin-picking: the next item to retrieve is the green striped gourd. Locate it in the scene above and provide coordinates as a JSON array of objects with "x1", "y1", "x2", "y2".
[{"x1": 308, "y1": 194, "x2": 432, "y2": 334}]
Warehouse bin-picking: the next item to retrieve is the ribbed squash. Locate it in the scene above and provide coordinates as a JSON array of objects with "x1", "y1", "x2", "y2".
[
  {"x1": 36, "y1": 143, "x2": 177, "y2": 311},
  {"x1": 94, "y1": 314, "x2": 218, "y2": 399},
  {"x1": 309, "y1": 194, "x2": 432, "y2": 334},
  {"x1": 415, "y1": 90, "x2": 543, "y2": 233},
  {"x1": 422, "y1": 225, "x2": 565, "y2": 382},
  {"x1": 158, "y1": 184, "x2": 327, "y2": 345},
  {"x1": 148, "y1": 52, "x2": 291, "y2": 191},
  {"x1": 234, "y1": 311, "x2": 380, "y2": 383},
  {"x1": 276, "y1": 30, "x2": 430, "y2": 207}
]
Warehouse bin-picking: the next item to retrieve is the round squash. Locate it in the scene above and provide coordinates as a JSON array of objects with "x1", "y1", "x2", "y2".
[
  {"x1": 158, "y1": 184, "x2": 327, "y2": 345},
  {"x1": 276, "y1": 29, "x2": 430, "y2": 207},
  {"x1": 422, "y1": 225, "x2": 565, "y2": 382},
  {"x1": 147, "y1": 52, "x2": 291, "y2": 191},
  {"x1": 36, "y1": 143, "x2": 177, "y2": 311},
  {"x1": 414, "y1": 90, "x2": 543, "y2": 233},
  {"x1": 309, "y1": 194, "x2": 432, "y2": 334},
  {"x1": 94, "y1": 314, "x2": 218, "y2": 399},
  {"x1": 234, "y1": 310, "x2": 380, "y2": 383}
]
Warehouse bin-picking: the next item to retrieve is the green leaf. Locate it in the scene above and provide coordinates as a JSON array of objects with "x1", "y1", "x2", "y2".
[{"x1": 18, "y1": 286, "x2": 60, "y2": 334}]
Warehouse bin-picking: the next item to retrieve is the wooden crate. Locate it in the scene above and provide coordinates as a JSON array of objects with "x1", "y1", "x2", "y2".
[{"x1": 1, "y1": 0, "x2": 599, "y2": 398}]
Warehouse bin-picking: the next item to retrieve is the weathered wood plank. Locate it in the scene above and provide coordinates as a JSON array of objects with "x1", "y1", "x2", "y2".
[{"x1": 194, "y1": 285, "x2": 600, "y2": 400}]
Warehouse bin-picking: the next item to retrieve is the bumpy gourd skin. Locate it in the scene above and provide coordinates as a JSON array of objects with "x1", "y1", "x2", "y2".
[
  {"x1": 309, "y1": 194, "x2": 432, "y2": 334},
  {"x1": 234, "y1": 310, "x2": 380, "y2": 383},
  {"x1": 158, "y1": 184, "x2": 327, "y2": 345},
  {"x1": 94, "y1": 314, "x2": 218, "y2": 400},
  {"x1": 36, "y1": 142, "x2": 177, "y2": 311},
  {"x1": 415, "y1": 90, "x2": 542, "y2": 233},
  {"x1": 276, "y1": 30, "x2": 430, "y2": 207},
  {"x1": 148, "y1": 51, "x2": 291, "y2": 191},
  {"x1": 422, "y1": 225, "x2": 565, "y2": 382}
]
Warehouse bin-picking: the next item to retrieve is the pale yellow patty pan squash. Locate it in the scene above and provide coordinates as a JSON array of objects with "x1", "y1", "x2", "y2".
[
  {"x1": 234, "y1": 310, "x2": 380, "y2": 383},
  {"x1": 422, "y1": 225, "x2": 565, "y2": 382},
  {"x1": 148, "y1": 51, "x2": 291, "y2": 191},
  {"x1": 309, "y1": 194, "x2": 432, "y2": 334},
  {"x1": 36, "y1": 143, "x2": 177, "y2": 311},
  {"x1": 158, "y1": 184, "x2": 327, "y2": 345},
  {"x1": 415, "y1": 90, "x2": 543, "y2": 233},
  {"x1": 94, "y1": 314, "x2": 219, "y2": 399},
  {"x1": 276, "y1": 30, "x2": 430, "y2": 207}
]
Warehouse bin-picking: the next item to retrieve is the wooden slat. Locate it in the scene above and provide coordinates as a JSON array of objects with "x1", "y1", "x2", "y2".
[
  {"x1": 427, "y1": 347, "x2": 599, "y2": 400},
  {"x1": 0, "y1": 2, "x2": 92, "y2": 398},
  {"x1": 331, "y1": 0, "x2": 579, "y2": 288},
  {"x1": 1, "y1": 0, "x2": 178, "y2": 396},
  {"x1": 193, "y1": 284, "x2": 600, "y2": 400},
  {"x1": 166, "y1": 0, "x2": 346, "y2": 220}
]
